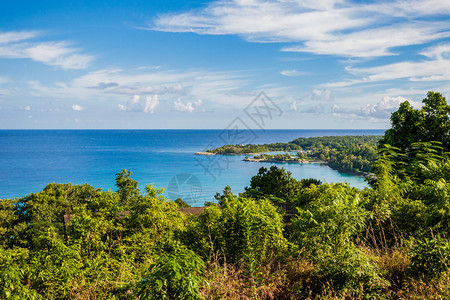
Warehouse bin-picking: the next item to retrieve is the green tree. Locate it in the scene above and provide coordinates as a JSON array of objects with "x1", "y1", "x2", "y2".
[
  {"x1": 0, "y1": 247, "x2": 40, "y2": 300},
  {"x1": 292, "y1": 183, "x2": 388, "y2": 295},
  {"x1": 246, "y1": 166, "x2": 301, "y2": 200},
  {"x1": 136, "y1": 243, "x2": 205, "y2": 300},
  {"x1": 0, "y1": 199, "x2": 23, "y2": 248},
  {"x1": 115, "y1": 169, "x2": 140, "y2": 206},
  {"x1": 379, "y1": 91, "x2": 450, "y2": 151},
  {"x1": 189, "y1": 192, "x2": 287, "y2": 269}
]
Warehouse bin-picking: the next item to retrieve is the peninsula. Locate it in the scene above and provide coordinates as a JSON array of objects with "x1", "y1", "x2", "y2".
[{"x1": 197, "y1": 135, "x2": 381, "y2": 176}]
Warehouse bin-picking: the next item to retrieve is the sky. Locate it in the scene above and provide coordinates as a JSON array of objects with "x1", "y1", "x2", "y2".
[{"x1": 0, "y1": 0, "x2": 449, "y2": 129}]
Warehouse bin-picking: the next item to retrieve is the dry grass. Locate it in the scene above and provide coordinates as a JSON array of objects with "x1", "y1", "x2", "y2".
[
  {"x1": 199, "y1": 257, "x2": 319, "y2": 300},
  {"x1": 198, "y1": 246, "x2": 449, "y2": 300}
]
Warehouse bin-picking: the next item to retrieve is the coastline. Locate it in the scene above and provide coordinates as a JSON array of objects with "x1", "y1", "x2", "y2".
[
  {"x1": 243, "y1": 157, "x2": 325, "y2": 164},
  {"x1": 195, "y1": 151, "x2": 216, "y2": 155},
  {"x1": 195, "y1": 151, "x2": 264, "y2": 156},
  {"x1": 241, "y1": 156, "x2": 370, "y2": 178},
  {"x1": 196, "y1": 150, "x2": 369, "y2": 178}
]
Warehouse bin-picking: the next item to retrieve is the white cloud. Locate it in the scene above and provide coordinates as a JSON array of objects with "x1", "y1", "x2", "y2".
[
  {"x1": 28, "y1": 68, "x2": 254, "y2": 107},
  {"x1": 153, "y1": 0, "x2": 367, "y2": 42},
  {"x1": 143, "y1": 95, "x2": 159, "y2": 113},
  {"x1": 289, "y1": 101, "x2": 297, "y2": 111},
  {"x1": 194, "y1": 99, "x2": 203, "y2": 106},
  {"x1": 118, "y1": 94, "x2": 159, "y2": 113},
  {"x1": 174, "y1": 98, "x2": 195, "y2": 112},
  {"x1": 130, "y1": 95, "x2": 140, "y2": 105},
  {"x1": 19, "y1": 105, "x2": 31, "y2": 111},
  {"x1": 332, "y1": 95, "x2": 420, "y2": 120},
  {"x1": 324, "y1": 43, "x2": 450, "y2": 88},
  {"x1": 151, "y1": 0, "x2": 450, "y2": 58},
  {"x1": 283, "y1": 22, "x2": 450, "y2": 57},
  {"x1": 111, "y1": 83, "x2": 186, "y2": 95},
  {"x1": 0, "y1": 30, "x2": 39, "y2": 44},
  {"x1": 312, "y1": 89, "x2": 333, "y2": 101},
  {"x1": 280, "y1": 69, "x2": 304, "y2": 77},
  {"x1": 72, "y1": 104, "x2": 85, "y2": 111},
  {"x1": 0, "y1": 31, "x2": 93, "y2": 69}
]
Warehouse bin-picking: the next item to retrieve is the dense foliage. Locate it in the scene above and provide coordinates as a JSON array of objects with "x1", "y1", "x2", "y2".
[
  {"x1": 209, "y1": 135, "x2": 380, "y2": 174},
  {"x1": 379, "y1": 91, "x2": 450, "y2": 151},
  {"x1": 291, "y1": 135, "x2": 380, "y2": 174},
  {"x1": 1, "y1": 92, "x2": 449, "y2": 299}
]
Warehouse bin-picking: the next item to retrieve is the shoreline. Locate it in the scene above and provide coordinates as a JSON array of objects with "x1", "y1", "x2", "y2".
[
  {"x1": 195, "y1": 151, "x2": 371, "y2": 179},
  {"x1": 243, "y1": 157, "x2": 369, "y2": 178},
  {"x1": 194, "y1": 151, "x2": 216, "y2": 155},
  {"x1": 243, "y1": 157, "x2": 325, "y2": 164},
  {"x1": 195, "y1": 151, "x2": 264, "y2": 156}
]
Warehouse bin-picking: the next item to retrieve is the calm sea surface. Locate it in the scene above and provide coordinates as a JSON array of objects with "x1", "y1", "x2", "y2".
[{"x1": 0, "y1": 129, "x2": 384, "y2": 206}]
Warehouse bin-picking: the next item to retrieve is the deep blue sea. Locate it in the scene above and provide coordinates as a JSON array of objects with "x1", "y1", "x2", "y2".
[{"x1": 0, "y1": 129, "x2": 384, "y2": 206}]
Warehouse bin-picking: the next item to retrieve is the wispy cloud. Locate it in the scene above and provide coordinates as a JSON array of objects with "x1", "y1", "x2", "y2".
[
  {"x1": 27, "y1": 68, "x2": 257, "y2": 107},
  {"x1": 0, "y1": 31, "x2": 39, "y2": 44},
  {"x1": 289, "y1": 100, "x2": 297, "y2": 111},
  {"x1": 280, "y1": 69, "x2": 304, "y2": 77},
  {"x1": 282, "y1": 22, "x2": 450, "y2": 57},
  {"x1": 324, "y1": 43, "x2": 450, "y2": 88},
  {"x1": 151, "y1": 0, "x2": 450, "y2": 58},
  {"x1": 72, "y1": 104, "x2": 85, "y2": 111},
  {"x1": 0, "y1": 31, "x2": 93, "y2": 69},
  {"x1": 332, "y1": 96, "x2": 421, "y2": 121},
  {"x1": 312, "y1": 89, "x2": 333, "y2": 101}
]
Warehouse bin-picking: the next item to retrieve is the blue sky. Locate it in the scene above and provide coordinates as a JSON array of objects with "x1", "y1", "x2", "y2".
[{"x1": 0, "y1": 0, "x2": 449, "y2": 129}]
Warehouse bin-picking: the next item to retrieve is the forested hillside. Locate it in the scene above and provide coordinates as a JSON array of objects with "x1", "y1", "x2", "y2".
[
  {"x1": 209, "y1": 133, "x2": 381, "y2": 175},
  {"x1": 1, "y1": 92, "x2": 449, "y2": 299}
]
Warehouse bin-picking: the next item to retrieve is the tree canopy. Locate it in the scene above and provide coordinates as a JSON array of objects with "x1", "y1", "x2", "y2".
[{"x1": 379, "y1": 91, "x2": 450, "y2": 151}]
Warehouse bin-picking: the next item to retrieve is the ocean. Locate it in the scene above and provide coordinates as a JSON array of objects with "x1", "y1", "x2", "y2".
[{"x1": 0, "y1": 129, "x2": 384, "y2": 206}]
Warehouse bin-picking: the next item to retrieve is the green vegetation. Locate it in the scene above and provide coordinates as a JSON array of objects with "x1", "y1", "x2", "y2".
[
  {"x1": 207, "y1": 134, "x2": 380, "y2": 175},
  {"x1": 291, "y1": 135, "x2": 380, "y2": 174},
  {"x1": 1, "y1": 92, "x2": 449, "y2": 299},
  {"x1": 250, "y1": 152, "x2": 302, "y2": 162}
]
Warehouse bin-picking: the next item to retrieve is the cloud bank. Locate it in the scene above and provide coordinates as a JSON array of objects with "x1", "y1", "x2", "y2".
[{"x1": 152, "y1": 0, "x2": 450, "y2": 58}]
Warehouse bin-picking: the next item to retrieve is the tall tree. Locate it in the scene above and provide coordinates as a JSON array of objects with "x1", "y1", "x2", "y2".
[
  {"x1": 115, "y1": 169, "x2": 140, "y2": 206},
  {"x1": 379, "y1": 91, "x2": 450, "y2": 151}
]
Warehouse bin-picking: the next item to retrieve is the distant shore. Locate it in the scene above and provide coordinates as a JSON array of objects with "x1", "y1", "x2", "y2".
[
  {"x1": 243, "y1": 157, "x2": 325, "y2": 164},
  {"x1": 196, "y1": 151, "x2": 370, "y2": 178},
  {"x1": 194, "y1": 151, "x2": 216, "y2": 155}
]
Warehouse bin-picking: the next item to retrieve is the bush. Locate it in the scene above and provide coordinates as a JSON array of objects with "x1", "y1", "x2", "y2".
[
  {"x1": 291, "y1": 183, "x2": 388, "y2": 295},
  {"x1": 0, "y1": 247, "x2": 40, "y2": 300},
  {"x1": 136, "y1": 243, "x2": 205, "y2": 300},
  {"x1": 410, "y1": 235, "x2": 450, "y2": 278}
]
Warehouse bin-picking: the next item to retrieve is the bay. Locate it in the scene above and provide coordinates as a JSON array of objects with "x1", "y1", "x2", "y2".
[{"x1": 0, "y1": 129, "x2": 384, "y2": 206}]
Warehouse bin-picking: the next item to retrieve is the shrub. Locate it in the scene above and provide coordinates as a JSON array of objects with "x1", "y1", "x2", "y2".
[
  {"x1": 410, "y1": 235, "x2": 450, "y2": 278},
  {"x1": 136, "y1": 243, "x2": 205, "y2": 300},
  {"x1": 292, "y1": 183, "x2": 388, "y2": 295},
  {"x1": 0, "y1": 247, "x2": 40, "y2": 300}
]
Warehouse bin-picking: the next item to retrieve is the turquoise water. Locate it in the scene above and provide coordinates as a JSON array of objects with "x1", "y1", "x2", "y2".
[{"x1": 0, "y1": 129, "x2": 384, "y2": 206}]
